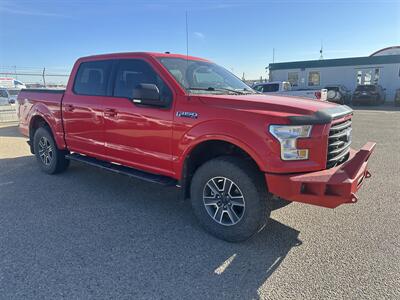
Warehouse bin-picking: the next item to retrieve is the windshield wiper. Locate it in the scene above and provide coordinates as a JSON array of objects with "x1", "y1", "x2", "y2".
[{"x1": 188, "y1": 87, "x2": 246, "y2": 95}]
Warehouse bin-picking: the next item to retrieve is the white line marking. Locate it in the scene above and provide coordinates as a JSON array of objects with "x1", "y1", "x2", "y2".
[
  {"x1": 355, "y1": 110, "x2": 400, "y2": 114},
  {"x1": 0, "y1": 181, "x2": 14, "y2": 186},
  {"x1": 214, "y1": 254, "x2": 237, "y2": 275}
]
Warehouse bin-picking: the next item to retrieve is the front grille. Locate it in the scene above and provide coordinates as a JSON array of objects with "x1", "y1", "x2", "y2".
[{"x1": 327, "y1": 118, "x2": 352, "y2": 168}]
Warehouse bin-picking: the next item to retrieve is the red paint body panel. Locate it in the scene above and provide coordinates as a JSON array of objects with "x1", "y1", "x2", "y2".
[
  {"x1": 266, "y1": 142, "x2": 376, "y2": 208},
  {"x1": 18, "y1": 52, "x2": 376, "y2": 208},
  {"x1": 18, "y1": 91, "x2": 66, "y2": 149}
]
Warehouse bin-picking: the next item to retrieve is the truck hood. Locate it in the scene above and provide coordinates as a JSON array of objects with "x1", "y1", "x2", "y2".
[{"x1": 197, "y1": 94, "x2": 352, "y2": 124}]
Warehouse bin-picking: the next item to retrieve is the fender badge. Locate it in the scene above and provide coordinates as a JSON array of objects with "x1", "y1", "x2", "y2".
[{"x1": 176, "y1": 111, "x2": 198, "y2": 119}]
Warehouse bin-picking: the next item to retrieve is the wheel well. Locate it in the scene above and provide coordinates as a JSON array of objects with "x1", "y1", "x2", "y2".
[
  {"x1": 29, "y1": 116, "x2": 48, "y2": 153},
  {"x1": 182, "y1": 140, "x2": 260, "y2": 199}
]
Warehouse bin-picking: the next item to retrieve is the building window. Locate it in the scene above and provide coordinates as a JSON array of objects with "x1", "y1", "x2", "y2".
[
  {"x1": 357, "y1": 70, "x2": 362, "y2": 85},
  {"x1": 287, "y1": 72, "x2": 299, "y2": 87},
  {"x1": 374, "y1": 68, "x2": 380, "y2": 84},
  {"x1": 308, "y1": 71, "x2": 320, "y2": 86}
]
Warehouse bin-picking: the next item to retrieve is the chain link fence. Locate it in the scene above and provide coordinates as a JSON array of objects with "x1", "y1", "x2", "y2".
[
  {"x1": 0, "y1": 66, "x2": 70, "y2": 87},
  {"x1": 0, "y1": 104, "x2": 18, "y2": 124},
  {"x1": 0, "y1": 66, "x2": 70, "y2": 124}
]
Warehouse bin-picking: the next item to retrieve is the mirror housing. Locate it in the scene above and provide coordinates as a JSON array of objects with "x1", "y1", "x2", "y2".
[{"x1": 132, "y1": 83, "x2": 165, "y2": 107}]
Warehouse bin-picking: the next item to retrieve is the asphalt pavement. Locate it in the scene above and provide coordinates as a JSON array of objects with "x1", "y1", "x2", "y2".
[{"x1": 0, "y1": 108, "x2": 399, "y2": 299}]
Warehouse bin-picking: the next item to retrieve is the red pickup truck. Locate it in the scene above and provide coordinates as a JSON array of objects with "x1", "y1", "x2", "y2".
[{"x1": 18, "y1": 52, "x2": 375, "y2": 242}]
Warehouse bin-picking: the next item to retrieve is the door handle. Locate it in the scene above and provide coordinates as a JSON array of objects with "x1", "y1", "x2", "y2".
[
  {"x1": 104, "y1": 108, "x2": 117, "y2": 117},
  {"x1": 65, "y1": 104, "x2": 75, "y2": 112}
]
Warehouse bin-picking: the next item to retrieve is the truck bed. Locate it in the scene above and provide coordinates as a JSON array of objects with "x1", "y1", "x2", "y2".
[
  {"x1": 18, "y1": 88, "x2": 66, "y2": 148},
  {"x1": 21, "y1": 88, "x2": 65, "y2": 94}
]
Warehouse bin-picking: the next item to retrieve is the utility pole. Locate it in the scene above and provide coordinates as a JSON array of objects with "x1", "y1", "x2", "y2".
[
  {"x1": 319, "y1": 41, "x2": 323, "y2": 60},
  {"x1": 42, "y1": 68, "x2": 46, "y2": 87}
]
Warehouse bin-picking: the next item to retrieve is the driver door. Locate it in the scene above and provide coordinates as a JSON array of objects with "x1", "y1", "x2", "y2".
[{"x1": 102, "y1": 59, "x2": 175, "y2": 177}]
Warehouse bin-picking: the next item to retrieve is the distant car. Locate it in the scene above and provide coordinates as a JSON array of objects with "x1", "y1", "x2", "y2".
[
  {"x1": 7, "y1": 89, "x2": 21, "y2": 104},
  {"x1": 324, "y1": 85, "x2": 351, "y2": 105},
  {"x1": 352, "y1": 84, "x2": 385, "y2": 106},
  {"x1": 0, "y1": 88, "x2": 10, "y2": 105},
  {"x1": 252, "y1": 81, "x2": 327, "y2": 101},
  {"x1": 395, "y1": 89, "x2": 400, "y2": 106}
]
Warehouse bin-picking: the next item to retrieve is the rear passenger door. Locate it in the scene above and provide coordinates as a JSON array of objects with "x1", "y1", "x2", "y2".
[
  {"x1": 63, "y1": 60, "x2": 113, "y2": 159},
  {"x1": 102, "y1": 59, "x2": 175, "y2": 176}
]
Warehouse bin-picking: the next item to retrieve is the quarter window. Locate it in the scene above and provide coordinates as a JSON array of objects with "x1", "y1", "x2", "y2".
[
  {"x1": 308, "y1": 71, "x2": 320, "y2": 86},
  {"x1": 73, "y1": 60, "x2": 113, "y2": 96},
  {"x1": 113, "y1": 59, "x2": 172, "y2": 104}
]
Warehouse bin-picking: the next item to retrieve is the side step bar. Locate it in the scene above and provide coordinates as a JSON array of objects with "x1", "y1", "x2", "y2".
[{"x1": 66, "y1": 153, "x2": 177, "y2": 187}]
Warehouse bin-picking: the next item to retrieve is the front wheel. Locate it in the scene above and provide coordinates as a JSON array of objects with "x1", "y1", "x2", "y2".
[
  {"x1": 33, "y1": 126, "x2": 70, "y2": 174},
  {"x1": 190, "y1": 156, "x2": 271, "y2": 242}
]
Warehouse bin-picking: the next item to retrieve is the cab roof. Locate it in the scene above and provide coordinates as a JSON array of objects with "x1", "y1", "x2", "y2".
[{"x1": 79, "y1": 52, "x2": 211, "y2": 62}]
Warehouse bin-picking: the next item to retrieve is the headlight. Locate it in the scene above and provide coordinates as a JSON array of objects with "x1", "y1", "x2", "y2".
[{"x1": 269, "y1": 125, "x2": 312, "y2": 160}]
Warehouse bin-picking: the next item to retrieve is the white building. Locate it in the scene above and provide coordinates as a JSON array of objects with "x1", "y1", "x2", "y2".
[{"x1": 268, "y1": 46, "x2": 400, "y2": 101}]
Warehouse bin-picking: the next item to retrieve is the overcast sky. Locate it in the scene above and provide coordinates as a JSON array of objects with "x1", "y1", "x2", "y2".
[{"x1": 0, "y1": 0, "x2": 399, "y2": 79}]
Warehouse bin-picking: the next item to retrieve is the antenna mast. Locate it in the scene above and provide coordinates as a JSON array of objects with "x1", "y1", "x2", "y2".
[
  {"x1": 185, "y1": 11, "x2": 189, "y2": 60},
  {"x1": 319, "y1": 41, "x2": 323, "y2": 60}
]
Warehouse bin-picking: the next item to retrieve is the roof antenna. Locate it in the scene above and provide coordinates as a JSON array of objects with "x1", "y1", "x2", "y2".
[{"x1": 185, "y1": 11, "x2": 189, "y2": 61}]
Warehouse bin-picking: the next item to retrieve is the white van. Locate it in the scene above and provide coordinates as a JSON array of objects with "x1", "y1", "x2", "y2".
[{"x1": 0, "y1": 78, "x2": 26, "y2": 89}]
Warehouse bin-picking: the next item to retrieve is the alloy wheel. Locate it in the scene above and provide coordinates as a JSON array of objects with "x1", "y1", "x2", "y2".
[
  {"x1": 203, "y1": 176, "x2": 245, "y2": 226},
  {"x1": 38, "y1": 136, "x2": 53, "y2": 166}
]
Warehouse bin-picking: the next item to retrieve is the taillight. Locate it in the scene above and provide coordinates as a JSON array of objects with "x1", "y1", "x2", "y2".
[{"x1": 315, "y1": 91, "x2": 321, "y2": 99}]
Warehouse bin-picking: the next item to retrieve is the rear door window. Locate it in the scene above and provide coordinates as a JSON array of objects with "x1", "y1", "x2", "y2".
[{"x1": 73, "y1": 60, "x2": 113, "y2": 96}]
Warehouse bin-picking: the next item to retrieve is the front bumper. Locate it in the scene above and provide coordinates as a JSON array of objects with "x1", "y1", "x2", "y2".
[{"x1": 265, "y1": 142, "x2": 376, "y2": 208}]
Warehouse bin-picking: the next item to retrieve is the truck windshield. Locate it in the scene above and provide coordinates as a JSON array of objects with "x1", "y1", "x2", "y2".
[{"x1": 158, "y1": 57, "x2": 254, "y2": 94}]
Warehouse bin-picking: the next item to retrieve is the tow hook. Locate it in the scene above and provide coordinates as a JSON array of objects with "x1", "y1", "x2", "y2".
[{"x1": 350, "y1": 193, "x2": 358, "y2": 203}]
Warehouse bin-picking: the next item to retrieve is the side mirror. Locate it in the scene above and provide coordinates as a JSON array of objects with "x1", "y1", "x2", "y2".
[{"x1": 132, "y1": 83, "x2": 165, "y2": 107}]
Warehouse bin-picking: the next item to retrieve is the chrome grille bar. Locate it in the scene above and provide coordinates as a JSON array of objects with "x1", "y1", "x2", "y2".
[{"x1": 327, "y1": 118, "x2": 352, "y2": 168}]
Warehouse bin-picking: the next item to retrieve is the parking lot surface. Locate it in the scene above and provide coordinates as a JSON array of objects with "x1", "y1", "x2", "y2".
[{"x1": 0, "y1": 108, "x2": 399, "y2": 299}]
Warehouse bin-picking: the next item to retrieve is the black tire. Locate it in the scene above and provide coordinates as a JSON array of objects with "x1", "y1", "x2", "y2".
[
  {"x1": 33, "y1": 126, "x2": 70, "y2": 174},
  {"x1": 190, "y1": 156, "x2": 271, "y2": 242}
]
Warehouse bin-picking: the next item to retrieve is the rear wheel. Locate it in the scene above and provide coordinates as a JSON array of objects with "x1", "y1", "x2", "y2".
[
  {"x1": 190, "y1": 156, "x2": 271, "y2": 242},
  {"x1": 33, "y1": 126, "x2": 69, "y2": 174}
]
